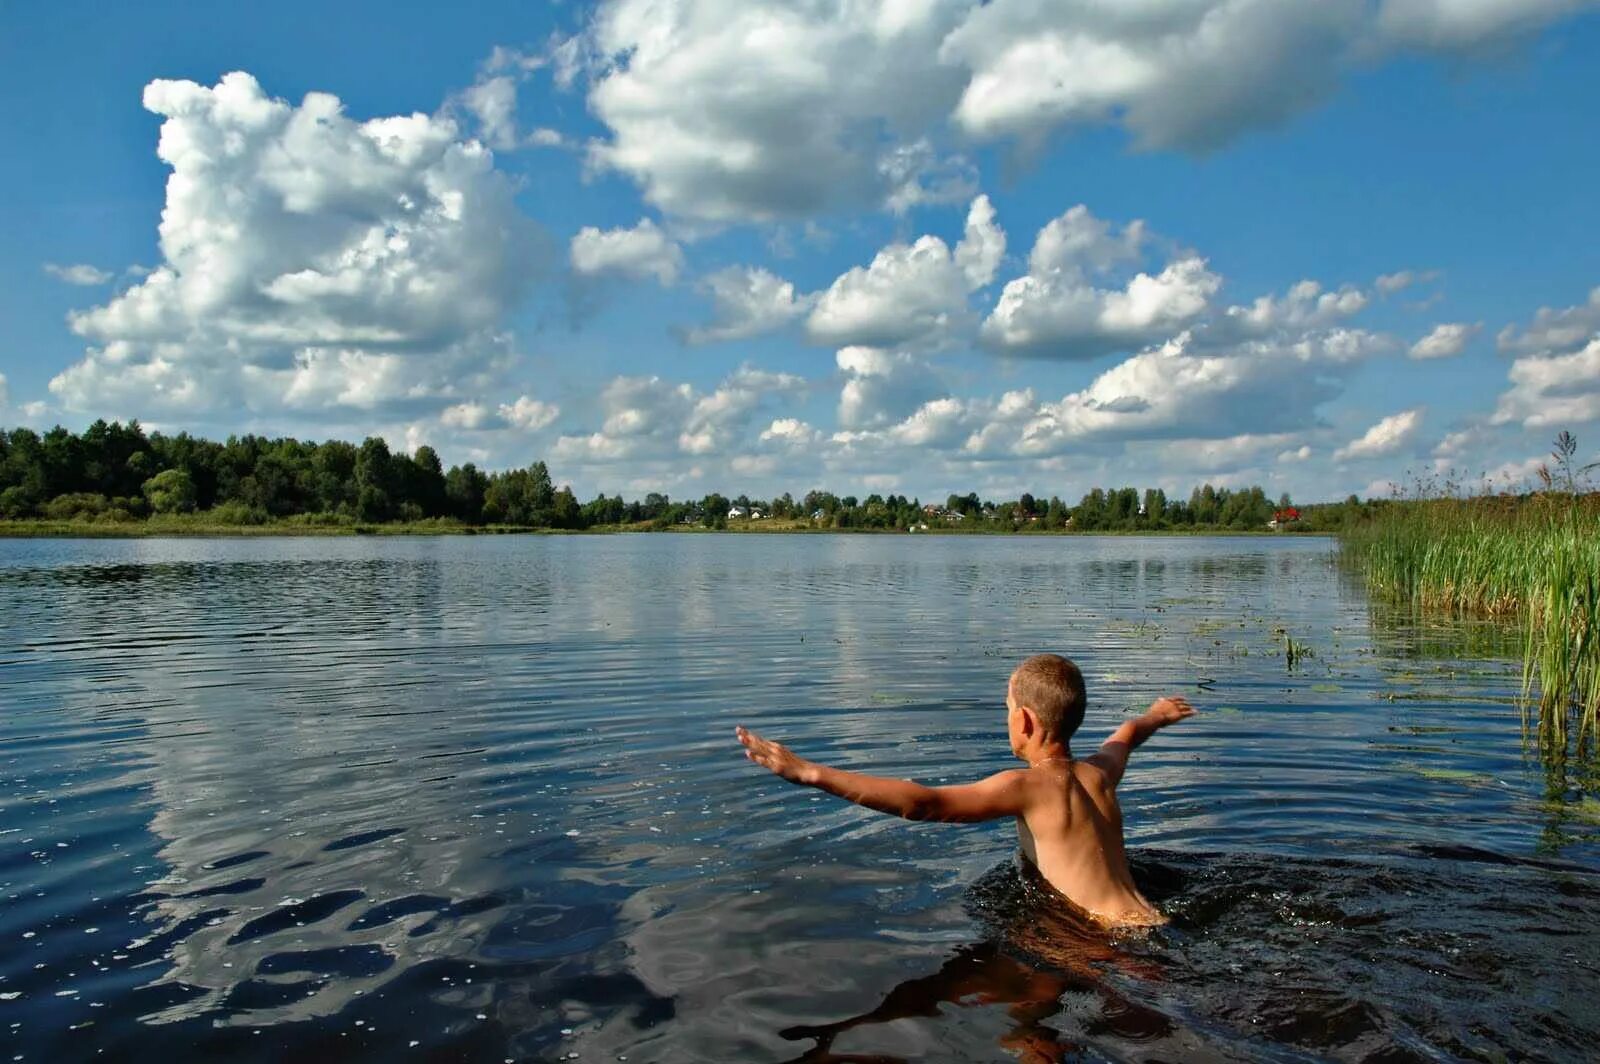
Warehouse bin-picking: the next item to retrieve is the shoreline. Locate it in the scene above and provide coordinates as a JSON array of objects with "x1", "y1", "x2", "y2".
[{"x1": 0, "y1": 519, "x2": 1334, "y2": 540}]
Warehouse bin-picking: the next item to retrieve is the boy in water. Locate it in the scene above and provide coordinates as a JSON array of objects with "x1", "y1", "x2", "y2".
[{"x1": 736, "y1": 653, "x2": 1194, "y2": 927}]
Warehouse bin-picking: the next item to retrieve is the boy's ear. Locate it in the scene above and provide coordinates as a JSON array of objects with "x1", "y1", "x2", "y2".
[{"x1": 1017, "y1": 704, "x2": 1039, "y2": 738}]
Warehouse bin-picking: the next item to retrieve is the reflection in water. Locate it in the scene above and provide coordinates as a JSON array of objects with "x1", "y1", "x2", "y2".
[
  {"x1": 1, "y1": 535, "x2": 1598, "y2": 1061},
  {"x1": 779, "y1": 862, "x2": 1178, "y2": 1064}
]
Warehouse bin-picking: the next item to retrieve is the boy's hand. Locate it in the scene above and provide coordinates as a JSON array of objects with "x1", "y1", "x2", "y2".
[
  {"x1": 737, "y1": 726, "x2": 818, "y2": 786},
  {"x1": 1146, "y1": 696, "x2": 1196, "y2": 726}
]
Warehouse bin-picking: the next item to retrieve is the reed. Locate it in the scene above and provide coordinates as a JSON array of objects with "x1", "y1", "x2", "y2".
[{"x1": 1341, "y1": 492, "x2": 1600, "y2": 756}]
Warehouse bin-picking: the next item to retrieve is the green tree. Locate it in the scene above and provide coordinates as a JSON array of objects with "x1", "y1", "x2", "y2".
[
  {"x1": 355, "y1": 437, "x2": 395, "y2": 521},
  {"x1": 445, "y1": 463, "x2": 488, "y2": 523},
  {"x1": 701, "y1": 492, "x2": 729, "y2": 527},
  {"x1": 1143, "y1": 488, "x2": 1167, "y2": 527},
  {"x1": 142, "y1": 468, "x2": 197, "y2": 514},
  {"x1": 410, "y1": 445, "x2": 448, "y2": 517}
]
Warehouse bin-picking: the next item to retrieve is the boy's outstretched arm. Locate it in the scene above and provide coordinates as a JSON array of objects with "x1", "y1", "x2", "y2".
[
  {"x1": 1084, "y1": 696, "x2": 1195, "y2": 787},
  {"x1": 736, "y1": 725, "x2": 1029, "y2": 823}
]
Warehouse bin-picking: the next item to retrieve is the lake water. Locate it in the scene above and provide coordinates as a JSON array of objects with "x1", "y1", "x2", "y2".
[{"x1": 2, "y1": 534, "x2": 1597, "y2": 1062}]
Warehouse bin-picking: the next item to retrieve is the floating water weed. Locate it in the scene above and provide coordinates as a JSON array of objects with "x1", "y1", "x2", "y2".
[{"x1": 1342, "y1": 490, "x2": 1600, "y2": 758}]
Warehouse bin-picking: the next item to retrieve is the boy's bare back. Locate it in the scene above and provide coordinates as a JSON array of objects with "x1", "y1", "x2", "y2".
[
  {"x1": 736, "y1": 654, "x2": 1194, "y2": 927},
  {"x1": 1010, "y1": 755, "x2": 1159, "y2": 925}
]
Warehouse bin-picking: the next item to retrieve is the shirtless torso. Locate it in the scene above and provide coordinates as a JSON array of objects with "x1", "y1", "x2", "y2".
[{"x1": 1014, "y1": 758, "x2": 1162, "y2": 926}]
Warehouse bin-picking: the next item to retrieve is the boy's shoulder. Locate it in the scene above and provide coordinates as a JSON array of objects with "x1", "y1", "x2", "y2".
[{"x1": 1070, "y1": 756, "x2": 1118, "y2": 791}]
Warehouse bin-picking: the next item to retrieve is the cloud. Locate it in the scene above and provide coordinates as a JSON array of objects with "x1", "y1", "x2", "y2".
[
  {"x1": 1492, "y1": 336, "x2": 1600, "y2": 429},
  {"x1": 881, "y1": 397, "x2": 972, "y2": 448},
  {"x1": 980, "y1": 205, "x2": 1219, "y2": 359},
  {"x1": 461, "y1": 76, "x2": 522, "y2": 150},
  {"x1": 1278, "y1": 444, "x2": 1313, "y2": 462},
  {"x1": 943, "y1": 1, "x2": 1364, "y2": 153},
  {"x1": 1491, "y1": 290, "x2": 1600, "y2": 430},
  {"x1": 453, "y1": 46, "x2": 559, "y2": 151},
  {"x1": 1497, "y1": 285, "x2": 1600, "y2": 354},
  {"x1": 563, "y1": 1, "x2": 1593, "y2": 224},
  {"x1": 1481, "y1": 455, "x2": 1550, "y2": 491},
  {"x1": 43, "y1": 263, "x2": 113, "y2": 286},
  {"x1": 1374, "y1": 268, "x2": 1440, "y2": 297},
  {"x1": 436, "y1": 393, "x2": 559, "y2": 434},
  {"x1": 1375, "y1": 270, "x2": 1417, "y2": 295},
  {"x1": 1431, "y1": 424, "x2": 1489, "y2": 460},
  {"x1": 553, "y1": 364, "x2": 804, "y2": 464},
  {"x1": 806, "y1": 194, "x2": 1004, "y2": 348},
  {"x1": 878, "y1": 139, "x2": 980, "y2": 215},
  {"x1": 570, "y1": 218, "x2": 684, "y2": 285},
  {"x1": 684, "y1": 266, "x2": 814, "y2": 343},
  {"x1": 0, "y1": 376, "x2": 52, "y2": 429},
  {"x1": 1377, "y1": 0, "x2": 1596, "y2": 48},
  {"x1": 834, "y1": 346, "x2": 944, "y2": 430},
  {"x1": 1214, "y1": 279, "x2": 1369, "y2": 342},
  {"x1": 498, "y1": 395, "x2": 560, "y2": 432},
  {"x1": 49, "y1": 72, "x2": 546, "y2": 424},
  {"x1": 440, "y1": 401, "x2": 490, "y2": 429},
  {"x1": 1409, "y1": 321, "x2": 1480, "y2": 359},
  {"x1": 1334, "y1": 408, "x2": 1424, "y2": 461},
  {"x1": 966, "y1": 327, "x2": 1391, "y2": 457},
  {"x1": 1154, "y1": 432, "x2": 1303, "y2": 472},
  {"x1": 576, "y1": 0, "x2": 971, "y2": 222},
  {"x1": 759, "y1": 417, "x2": 822, "y2": 446}
]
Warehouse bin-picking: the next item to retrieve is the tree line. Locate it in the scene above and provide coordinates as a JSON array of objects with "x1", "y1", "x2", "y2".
[{"x1": 0, "y1": 420, "x2": 1361, "y2": 531}]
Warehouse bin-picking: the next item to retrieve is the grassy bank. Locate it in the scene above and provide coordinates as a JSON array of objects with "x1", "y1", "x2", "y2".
[
  {"x1": 0, "y1": 515, "x2": 543, "y2": 538},
  {"x1": 0, "y1": 513, "x2": 1332, "y2": 539},
  {"x1": 1341, "y1": 494, "x2": 1600, "y2": 756}
]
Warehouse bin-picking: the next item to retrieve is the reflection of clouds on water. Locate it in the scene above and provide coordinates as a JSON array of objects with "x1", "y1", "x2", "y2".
[
  {"x1": 5, "y1": 544, "x2": 563, "y2": 1028},
  {"x1": 575, "y1": 880, "x2": 970, "y2": 1061}
]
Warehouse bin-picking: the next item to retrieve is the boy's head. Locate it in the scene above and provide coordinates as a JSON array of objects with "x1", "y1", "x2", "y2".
[{"x1": 1007, "y1": 654, "x2": 1086, "y2": 751}]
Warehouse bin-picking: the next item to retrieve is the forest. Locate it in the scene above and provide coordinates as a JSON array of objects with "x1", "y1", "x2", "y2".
[{"x1": 0, "y1": 420, "x2": 1354, "y2": 532}]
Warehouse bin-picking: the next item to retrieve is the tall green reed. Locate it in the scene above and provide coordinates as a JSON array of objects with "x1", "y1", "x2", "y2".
[{"x1": 1341, "y1": 492, "x2": 1600, "y2": 757}]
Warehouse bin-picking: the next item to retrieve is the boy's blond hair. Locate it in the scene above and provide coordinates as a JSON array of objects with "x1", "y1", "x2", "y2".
[{"x1": 1011, "y1": 654, "x2": 1086, "y2": 740}]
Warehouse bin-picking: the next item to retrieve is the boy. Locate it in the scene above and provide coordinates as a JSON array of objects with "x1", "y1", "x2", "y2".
[{"x1": 736, "y1": 653, "x2": 1194, "y2": 927}]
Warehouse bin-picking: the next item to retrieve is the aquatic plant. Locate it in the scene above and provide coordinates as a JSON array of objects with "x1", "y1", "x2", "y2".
[
  {"x1": 1284, "y1": 634, "x2": 1313, "y2": 671},
  {"x1": 1270, "y1": 626, "x2": 1314, "y2": 670},
  {"x1": 1341, "y1": 473, "x2": 1600, "y2": 757}
]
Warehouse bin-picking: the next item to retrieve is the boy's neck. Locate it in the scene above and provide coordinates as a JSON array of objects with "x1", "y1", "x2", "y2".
[{"x1": 1026, "y1": 740, "x2": 1071, "y2": 767}]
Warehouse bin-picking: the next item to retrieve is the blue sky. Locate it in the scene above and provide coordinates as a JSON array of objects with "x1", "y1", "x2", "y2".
[{"x1": 3, "y1": 0, "x2": 1599, "y2": 503}]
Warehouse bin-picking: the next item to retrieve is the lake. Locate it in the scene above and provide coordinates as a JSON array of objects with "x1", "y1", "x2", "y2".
[{"x1": 2, "y1": 534, "x2": 1597, "y2": 1061}]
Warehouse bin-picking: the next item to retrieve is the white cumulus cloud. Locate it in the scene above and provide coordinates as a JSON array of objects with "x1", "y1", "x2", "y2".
[
  {"x1": 561, "y1": 1, "x2": 1592, "y2": 225},
  {"x1": 981, "y1": 206, "x2": 1219, "y2": 359},
  {"x1": 49, "y1": 72, "x2": 546, "y2": 423},
  {"x1": 554, "y1": 365, "x2": 804, "y2": 464},
  {"x1": 1377, "y1": 0, "x2": 1596, "y2": 47},
  {"x1": 1491, "y1": 290, "x2": 1600, "y2": 430},
  {"x1": 1492, "y1": 336, "x2": 1600, "y2": 429},
  {"x1": 570, "y1": 218, "x2": 684, "y2": 285},
  {"x1": 1409, "y1": 321, "x2": 1480, "y2": 359},
  {"x1": 1497, "y1": 285, "x2": 1600, "y2": 354},
  {"x1": 807, "y1": 194, "x2": 1005, "y2": 348},
  {"x1": 835, "y1": 346, "x2": 944, "y2": 430},
  {"x1": 1334, "y1": 409, "x2": 1424, "y2": 461},
  {"x1": 965, "y1": 327, "x2": 1391, "y2": 457},
  {"x1": 759, "y1": 417, "x2": 822, "y2": 446},
  {"x1": 576, "y1": 0, "x2": 971, "y2": 222},
  {"x1": 685, "y1": 266, "x2": 814, "y2": 343},
  {"x1": 43, "y1": 263, "x2": 113, "y2": 286},
  {"x1": 499, "y1": 395, "x2": 560, "y2": 432}
]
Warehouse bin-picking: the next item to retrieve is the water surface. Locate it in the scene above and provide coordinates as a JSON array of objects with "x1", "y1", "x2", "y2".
[{"x1": 2, "y1": 534, "x2": 1596, "y2": 1061}]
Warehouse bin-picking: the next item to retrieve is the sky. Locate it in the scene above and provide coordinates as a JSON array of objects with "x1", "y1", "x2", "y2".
[{"x1": 2, "y1": 0, "x2": 1599, "y2": 504}]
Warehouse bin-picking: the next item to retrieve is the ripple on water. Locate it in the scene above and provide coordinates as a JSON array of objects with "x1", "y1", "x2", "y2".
[{"x1": 0, "y1": 534, "x2": 1596, "y2": 1061}]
